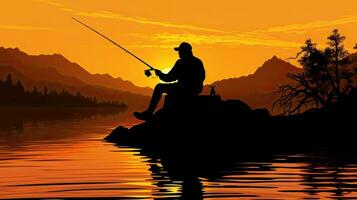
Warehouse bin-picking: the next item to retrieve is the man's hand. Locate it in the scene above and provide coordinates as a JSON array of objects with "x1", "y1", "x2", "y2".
[{"x1": 154, "y1": 69, "x2": 162, "y2": 76}]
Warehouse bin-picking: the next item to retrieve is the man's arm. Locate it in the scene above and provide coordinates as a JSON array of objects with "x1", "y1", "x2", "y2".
[{"x1": 155, "y1": 61, "x2": 179, "y2": 82}]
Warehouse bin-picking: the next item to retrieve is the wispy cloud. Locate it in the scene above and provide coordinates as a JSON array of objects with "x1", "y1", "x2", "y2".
[
  {"x1": 0, "y1": 24, "x2": 55, "y2": 31},
  {"x1": 32, "y1": 0, "x2": 230, "y2": 34},
  {"x1": 141, "y1": 15, "x2": 357, "y2": 48},
  {"x1": 30, "y1": 0, "x2": 357, "y2": 49},
  {"x1": 32, "y1": 0, "x2": 63, "y2": 7},
  {"x1": 263, "y1": 15, "x2": 357, "y2": 34},
  {"x1": 126, "y1": 44, "x2": 174, "y2": 49},
  {"x1": 75, "y1": 10, "x2": 230, "y2": 34},
  {"x1": 145, "y1": 33, "x2": 301, "y2": 48},
  {"x1": 72, "y1": 10, "x2": 301, "y2": 48},
  {"x1": 74, "y1": 11, "x2": 357, "y2": 49}
]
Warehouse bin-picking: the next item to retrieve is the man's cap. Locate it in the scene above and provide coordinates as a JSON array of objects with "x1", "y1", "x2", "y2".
[{"x1": 174, "y1": 42, "x2": 192, "y2": 52}]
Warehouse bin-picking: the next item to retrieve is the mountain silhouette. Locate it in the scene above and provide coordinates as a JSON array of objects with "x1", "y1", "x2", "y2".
[
  {"x1": 0, "y1": 47, "x2": 150, "y2": 109},
  {"x1": 0, "y1": 47, "x2": 152, "y2": 95},
  {"x1": 2, "y1": 47, "x2": 354, "y2": 113},
  {"x1": 205, "y1": 56, "x2": 301, "y2": 114}
]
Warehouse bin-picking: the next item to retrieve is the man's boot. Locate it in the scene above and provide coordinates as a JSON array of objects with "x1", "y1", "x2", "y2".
[{"x1": 133, "y1": 110, "x2": 153, "y2": 121}]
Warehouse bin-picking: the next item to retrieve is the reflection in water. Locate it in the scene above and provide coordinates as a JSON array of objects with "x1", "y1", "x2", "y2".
[
  {"x1": 0, "y1": 107, "x2": 126, "y2": 133},
  {"x1": 0, "y1": 110, "x2": 357, "y2": 199}
]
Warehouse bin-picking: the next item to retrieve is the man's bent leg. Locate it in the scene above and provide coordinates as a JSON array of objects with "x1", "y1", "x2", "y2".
[
  {"x1": 147, "y1": 83, "x2": 170, "y2": 113},
  {"x1": 134, "y1": 83, "x2": 171, "y2": 120}
]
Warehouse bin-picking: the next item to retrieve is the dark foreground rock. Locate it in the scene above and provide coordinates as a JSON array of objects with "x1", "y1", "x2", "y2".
[
  {"x1": 105, "y1": 90, "x2": 357, "y2": 154},
  {"x1": 104, "y1": 90, "x2": 357, "y2": 200}
]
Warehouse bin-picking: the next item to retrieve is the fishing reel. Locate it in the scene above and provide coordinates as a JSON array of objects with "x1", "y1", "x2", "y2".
[{"x1": 144, "y1": 69, "x2": 153, "y2": 77}]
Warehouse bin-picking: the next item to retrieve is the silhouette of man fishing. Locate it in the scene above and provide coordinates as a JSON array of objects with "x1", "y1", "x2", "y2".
[
  {"x1": 134, "y1": 42, "x2": 205, "y2": 120},
  {"x1": 72, "y1": 19, "x2": 205, "y2": 120}
]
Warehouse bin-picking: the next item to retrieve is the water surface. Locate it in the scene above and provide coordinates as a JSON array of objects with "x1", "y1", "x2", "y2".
[{"x1": 1, "y1": 107, "x2": 357, "y2": 199}]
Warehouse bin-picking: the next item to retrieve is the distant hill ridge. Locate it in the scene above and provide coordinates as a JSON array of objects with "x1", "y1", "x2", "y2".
[
  {"x1": 0, "y1": 47, "x2": 152, "y2": 96},
  {"x1": 8, "y1": 47, "x2": 349, "y2": 113},
  {"x1": 0, "y1": 47, "x2": 150, "y2": 109},
  {"x1": 205, "y1": 56, "x2": 301, "y2": 113}
]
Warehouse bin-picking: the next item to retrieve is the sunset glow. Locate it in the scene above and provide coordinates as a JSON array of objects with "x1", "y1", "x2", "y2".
[{"x1": 1, "y1": 0, "x2": 357, "y2": 87}]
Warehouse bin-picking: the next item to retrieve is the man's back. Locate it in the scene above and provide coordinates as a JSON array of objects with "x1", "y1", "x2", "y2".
[
  {"x1": 169, "y1": 56, "x2": 205, "y2": 94},
  {"x1": 133, "y1": 42, "x2": 205, "y2": 120}
]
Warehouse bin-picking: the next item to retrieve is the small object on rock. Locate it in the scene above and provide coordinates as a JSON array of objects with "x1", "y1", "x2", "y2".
[{"x1": 209, "y1": 86, "x2": 216, "y2": 96}]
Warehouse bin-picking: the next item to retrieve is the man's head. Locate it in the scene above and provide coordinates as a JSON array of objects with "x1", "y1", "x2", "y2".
[{"x1": 174, "y1": 42, "x2": 193, "y2": 59}]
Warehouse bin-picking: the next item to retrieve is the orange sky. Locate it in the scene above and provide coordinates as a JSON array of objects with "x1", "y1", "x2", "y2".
[{"x1": 1, "y1": 0, "x2": 357, "y2": 88}]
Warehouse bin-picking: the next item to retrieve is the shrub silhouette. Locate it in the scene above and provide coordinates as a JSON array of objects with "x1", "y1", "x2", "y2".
[{"x1": 275, "y1": 29, "x2": 357, "y2": 115}]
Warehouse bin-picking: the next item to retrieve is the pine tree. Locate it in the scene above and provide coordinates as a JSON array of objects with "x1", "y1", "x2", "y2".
[
  {"x1": 326, "y1": 29, "x2": 349, "y2": 96},
  {"x1": 32, "y1": 85, "x2": 39, "y2": 94},
  {"x1": 4, "y1": 74, "x2": 13, "y2": 88},
  {"x1": 15, "y1": 81, "x2": 25, "y2": 93},
  {"x1": 44, "y1": 86, "x2": 48, "y2": 95},
  {"x1": 76, "y1": 91, "x2": 82, "y2": 97}
]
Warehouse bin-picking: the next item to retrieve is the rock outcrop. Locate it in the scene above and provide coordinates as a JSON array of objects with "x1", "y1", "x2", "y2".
[{"x1": 106, "y1": 88, "x2": 357, "y2": 152}]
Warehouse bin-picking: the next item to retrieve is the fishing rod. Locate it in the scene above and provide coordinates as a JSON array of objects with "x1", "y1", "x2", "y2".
[{"x1": 72, "y1": 17, "x2": 156, "y2": 77}]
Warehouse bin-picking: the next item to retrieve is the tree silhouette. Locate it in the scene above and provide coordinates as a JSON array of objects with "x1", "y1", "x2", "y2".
[
  {"x1": 4, "y1": 74, "x2": 13, "y2": 90},
  {"x1": 44, "y1": 86, "x2": 48, "y2": 96},
  {"x1": 274, "y1": 29, "x2": 356, "y2": 115},
  {"x1": 15, "y1": 81, "x2": 25, "y2": 93},
  {"x1": 0, "y1": 74, "x2": 127, "y2": 109},
  {"x1": 327, "y1": 29, "x2": 350, "y2": 96}
]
